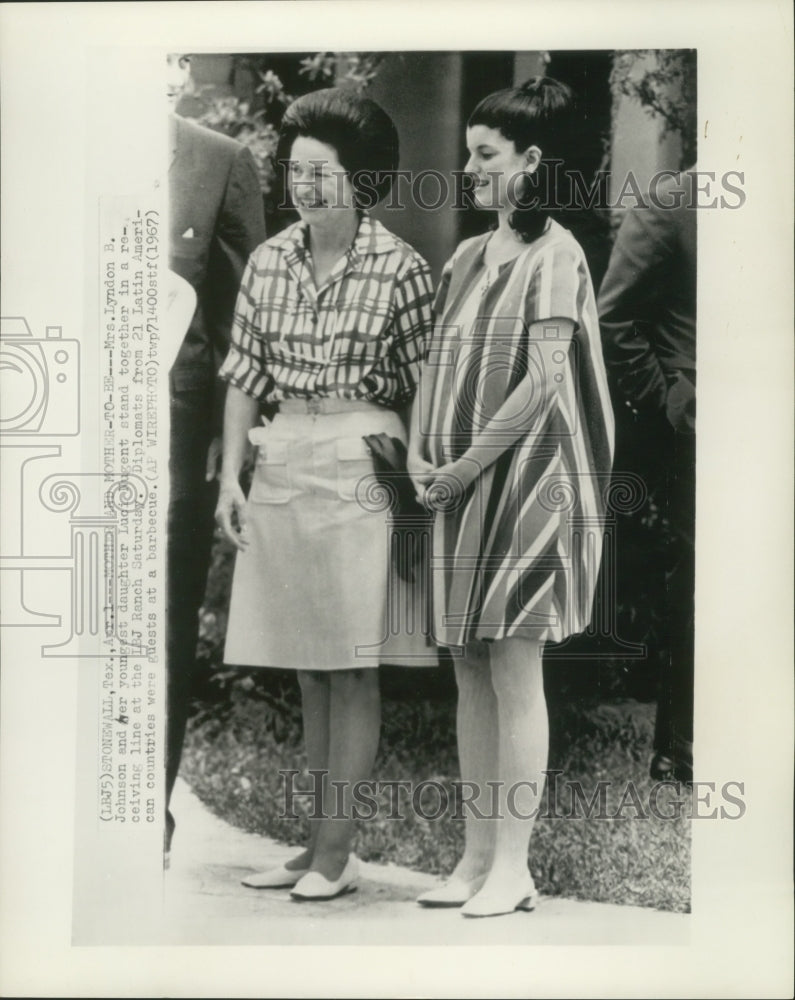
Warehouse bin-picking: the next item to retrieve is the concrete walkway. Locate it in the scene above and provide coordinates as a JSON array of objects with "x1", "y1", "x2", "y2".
[{"x1": 162, "y1": 778, "x2": 689, "y2": 946}]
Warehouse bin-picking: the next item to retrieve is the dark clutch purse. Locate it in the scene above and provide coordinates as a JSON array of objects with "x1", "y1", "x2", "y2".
[{"x1": 362, "y1": 433, "x2": 432, "y2": 583}]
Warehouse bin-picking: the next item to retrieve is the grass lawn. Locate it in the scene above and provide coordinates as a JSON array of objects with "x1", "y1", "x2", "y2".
[{"x1": 181, "y1": 663, "x2": 690, "y2": 913}]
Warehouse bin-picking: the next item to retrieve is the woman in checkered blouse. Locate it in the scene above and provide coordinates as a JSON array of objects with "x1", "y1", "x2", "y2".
[{"x1": 215, "y1": 89, "x2": 434, "y2": 900}]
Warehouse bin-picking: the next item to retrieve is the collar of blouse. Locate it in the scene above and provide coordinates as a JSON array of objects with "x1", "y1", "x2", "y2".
[{"x1": 270, "y1": 212, "x2": 404, "y2": 277}]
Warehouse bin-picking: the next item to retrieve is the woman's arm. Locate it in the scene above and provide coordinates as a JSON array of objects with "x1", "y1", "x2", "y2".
[
  {"x1": 387, "y1": 251, "x2": 435, "y2": 495},
  {"x1": 424, "y1": 318, "x2": 575, "y2": 500},
  {"x1": 215, "y1": 385, "x2": 260, "y2": 550},
  {"x1": 407, "y1": 394, "x2": 435, "y2": 497}
]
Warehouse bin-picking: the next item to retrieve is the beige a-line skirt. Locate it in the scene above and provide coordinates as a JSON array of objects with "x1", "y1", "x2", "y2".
[{"x1": 223, "y1": 400, "x2": 437, "y2": 671}]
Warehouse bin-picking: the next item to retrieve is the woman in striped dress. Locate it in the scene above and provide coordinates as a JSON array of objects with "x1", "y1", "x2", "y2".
[{"x1": 409, "y1": 77, "x2": 614, "y2": 916}]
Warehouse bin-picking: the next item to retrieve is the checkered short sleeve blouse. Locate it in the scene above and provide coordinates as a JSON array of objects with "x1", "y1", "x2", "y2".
[{"x1": 219, "y1": 214, "x2": 433, "y2": 408}]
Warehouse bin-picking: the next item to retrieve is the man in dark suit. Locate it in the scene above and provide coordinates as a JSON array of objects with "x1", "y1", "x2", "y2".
[
  {"x1": 167, "y1": 61, "x2": 266, "y2": 851},
  {"x1": 598, "y1": 168, "x2": 696, "y2": 784}
]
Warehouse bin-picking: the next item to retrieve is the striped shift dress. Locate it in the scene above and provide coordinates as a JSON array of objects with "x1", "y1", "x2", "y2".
[{"x1": 418, "y1": 220, "x2": 615, "y2": 647}]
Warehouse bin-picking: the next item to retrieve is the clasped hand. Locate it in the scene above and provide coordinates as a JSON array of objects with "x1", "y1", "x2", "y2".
[{"x1": 407, "y1": 451, "x2": 476, "y2": 512}]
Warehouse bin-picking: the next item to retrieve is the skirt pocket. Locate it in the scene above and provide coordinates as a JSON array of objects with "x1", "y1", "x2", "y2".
[
  {"x1": 249, "y1": 439, "x2": 293, "y2": 504},
  {"x1": 335, "y1": 436, "x2": 375, "y2": 503}
]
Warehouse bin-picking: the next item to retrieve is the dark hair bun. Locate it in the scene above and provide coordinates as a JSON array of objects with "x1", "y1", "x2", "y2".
[
  {"x1": 467, "y1": 76, "x2": 576, "y2": 241},
  {"x1": 277, "y1": 87, "x2": 399, "y2": 208}
]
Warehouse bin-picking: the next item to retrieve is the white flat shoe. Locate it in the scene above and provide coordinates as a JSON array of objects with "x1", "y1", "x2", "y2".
[
  {"x1": 417, "y1": 873, "x2": 488, "y2": 907},
  {"x1": 290, "y1": 855, "x2": 359, "y2": 901},
  {"x1": 241, "y1": 862, "x2": 310, "y2": 889},
  {"x1": 460, "y1": 877, "x2": 538, "y2": 918}
]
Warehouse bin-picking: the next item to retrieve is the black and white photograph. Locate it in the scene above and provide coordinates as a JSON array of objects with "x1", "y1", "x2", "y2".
[
  {"x1": 160, "y1": 45, "x2": 697, "y2": 935},
  {"x1": 0, "y1": 2, "x2": 792, "y2": 997}
]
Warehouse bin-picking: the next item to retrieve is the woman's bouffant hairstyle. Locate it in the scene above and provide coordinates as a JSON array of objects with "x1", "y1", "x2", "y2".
[
  {"x1": 276, "y1": 87, "x2": 399, "y2": 210},
  {"x1": 468, "y1": 76, "x2": 576, "y2": 241}
]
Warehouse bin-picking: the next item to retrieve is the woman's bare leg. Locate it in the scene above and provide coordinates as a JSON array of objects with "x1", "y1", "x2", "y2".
[
  {"x1": 310, "y1": 667, "x2": 381, "y2": 880},
  {"x1": 451, "y1": 641, "x2": 499, "y2": 881},
  {"x1": 474, "y1": 636, "x2": 547, "y2": 898},
  {"x1": 292, "y1": 669, "x2": 331, "y2": 870}
]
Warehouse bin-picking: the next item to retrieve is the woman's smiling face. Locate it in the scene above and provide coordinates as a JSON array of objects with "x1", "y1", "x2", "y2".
[
  {"x1": 464, "y1": 124, "x2": 538, "y2": 214},
  {"x1": 287, "y1": 136, "x2": 355, "y2": 222}
]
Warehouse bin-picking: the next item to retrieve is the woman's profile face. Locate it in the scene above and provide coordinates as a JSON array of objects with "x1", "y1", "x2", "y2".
[
  {"x1": 464, "y1": 124, "x2": 536, "y2": 214},
  {"x1": 288, "y1": 136, "x2": 356, "y2": 222}
]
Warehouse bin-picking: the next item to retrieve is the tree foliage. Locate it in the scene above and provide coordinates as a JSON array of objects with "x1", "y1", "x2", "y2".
[
  {"x1": 610, "y1": 50, "x2": 697, "y2": 168},
  {"x1": 190, "y1": 52, "x2": 384, "y2": 196}
]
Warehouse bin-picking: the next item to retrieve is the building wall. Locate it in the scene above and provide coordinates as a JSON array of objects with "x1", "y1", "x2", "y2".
[
  {"x1": 513, "y1": 51, "x2": 549, "y2": 84},
  {"x1": 611, "y1": 98, "x2": 683, "y2": 203},
  {"x1": 609, "y1": 52, "x2": 685, "y2": 209},
  {"x1": 368, "y1": 52, "x2": 464, "y2": 282},
  {"x1": 174, "y1": 54, "x2": 234, "y2": 118}
]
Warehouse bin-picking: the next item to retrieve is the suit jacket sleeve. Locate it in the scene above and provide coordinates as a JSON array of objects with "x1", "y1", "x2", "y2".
[
  {"x1": 207, "y1": 145, "x2": 266, "y2": 433},
  {"x1": 597, "y1": 205, "x2": 671, "y2": 416}
]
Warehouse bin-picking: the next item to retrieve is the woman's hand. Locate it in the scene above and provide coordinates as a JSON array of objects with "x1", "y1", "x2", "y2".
[
  {"x1": 407, "y1": 449, "x2": 436, "y2": 500},
  {"x1": 418, "y1": 457, "x2": 477, "y2": 512},
  {"x1": 215, "y1": 478, "x2": 249, "y2": 551}
]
